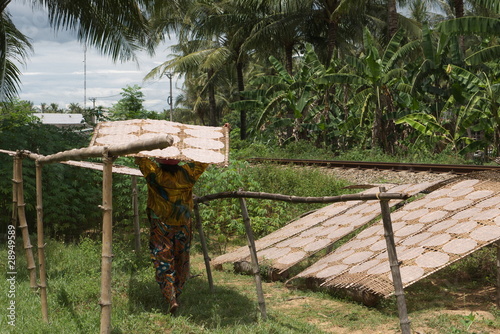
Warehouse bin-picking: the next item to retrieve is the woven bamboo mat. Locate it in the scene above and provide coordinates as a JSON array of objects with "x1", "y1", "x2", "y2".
[
  {"x1": 89, "y1": 120, "x2": 229, "y2": 165},
  {"x1": 211, "y1": 180, "x2": 443, "y2": 271},
  {"x1": 292, "y1": 171, "x2": 500, "y2": 297}
]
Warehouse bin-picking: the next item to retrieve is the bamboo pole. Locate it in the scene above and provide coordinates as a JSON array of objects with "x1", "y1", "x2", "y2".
[
  {"x1": 99, "y1": 151, "x2": 114, "y2": 334},
  {"x1": 194, "y1": 203, "x2": 214, "y2": 292},
  {"x1": 36, "y1": 135, "x2": 173, "y2": 164},
  {"x1": 14, "y1": 154, "x2": 38, "y2": 289},
  {"x1": 379, "y1": 187, "x2": 411, "y2": 334},
  {"x1": 239, "y1": 197, "x2": 267, "y2": 320},
  {"x1": 195, "y1": 190, "x2": 409, "y2": 205},
  {"x1": 131, "y1": 176, "x2": 141, "y2": 253},
  {"x1": 11, "y1": 155, "x2": 19, "y2": 229},
  {"x1": 497, "y1": 240, "x2": 500, "y2": 307},
  {"x1": 35, "y1": 161, "x2": 49, "y2": 322}
]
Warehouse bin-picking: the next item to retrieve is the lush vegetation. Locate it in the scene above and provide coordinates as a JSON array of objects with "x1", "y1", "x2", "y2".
[{"x1": 2, "y1": 1, "x2": 500, "y2": 158}]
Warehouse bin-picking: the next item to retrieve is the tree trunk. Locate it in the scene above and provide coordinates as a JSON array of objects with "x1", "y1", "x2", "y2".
[
  {"x1": 454, "y1": 0, "x2": 464, "y2": 18},
  {"x1": 236, "y1": 61, "x2": 247, "y2": 140},
  {"x1": 371, "y1": 106, "x2": 383, "y2": 149},
  {"x1": 326, "y1": 20, "x2": 338, "y2": 65},
  {"x1": 284, "y1": 42, "x2": 294, "y2": 75},
  {"x1": 207, "y1": 68, "x2": 218, "y2": 126},
  {"x1": 453, "y1": 0, "x2": 466, "y2": 53},
  {"x1": 387, "y1": 0, "x2": 398, "y2": 38}
]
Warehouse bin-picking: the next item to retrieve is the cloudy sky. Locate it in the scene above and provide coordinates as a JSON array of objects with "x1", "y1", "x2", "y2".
[{"x1": 8, "y1": 1, "x2": 181, "y2": 112}]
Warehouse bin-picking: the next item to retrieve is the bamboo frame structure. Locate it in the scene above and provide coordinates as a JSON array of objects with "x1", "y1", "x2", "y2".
[
  {"x1": 194, "y1": 189, "x2": 410, "y2": 322},
  {"x1": 1, "y1": 136, "x2": 173, "y2": 334},
  {"x1": 35, "y1": 161, "x2": 49, "y2": 322},
  {"x1": 379, "y1": 187, "x2": 411, "y2": 334},
  {"x1": 239, "y1": 198, "x2": 267, "y2": 320},
  {"x1": 14, "y1": 155, "x2": 38, "y2": 289},
  {"x1": 1, "y1": 142, "x2": 418, "y2": 332}
]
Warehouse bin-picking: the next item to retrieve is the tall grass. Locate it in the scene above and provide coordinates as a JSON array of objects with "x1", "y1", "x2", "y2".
[{"x1": 1, "y1": 235, "x2": 499, "y2": 334}]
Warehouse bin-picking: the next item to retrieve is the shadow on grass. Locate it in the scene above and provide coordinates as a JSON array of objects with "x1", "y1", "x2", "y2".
[
  {"x1": 56, "y1": 287, "x2": 86, "y2": 334},
  {"x1": 128, "y1": 275, "x2": 257, "y2": 328}
]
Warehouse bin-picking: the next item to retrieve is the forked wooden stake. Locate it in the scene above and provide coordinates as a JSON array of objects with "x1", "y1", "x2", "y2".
[
  {"x1": 194, "y1": 204, "x2": 214, "y2": 292},
  {"x1": 379, "y1": 187, "x2": 411, "y2": 334},
  {"x1": 239, "y1": 197, "x2": 267, "y2": 320}
]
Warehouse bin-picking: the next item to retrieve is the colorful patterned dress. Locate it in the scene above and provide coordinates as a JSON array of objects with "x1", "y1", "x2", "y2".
[{"x1": 135, "y1": 157, "x2": 208, "y2": 311}]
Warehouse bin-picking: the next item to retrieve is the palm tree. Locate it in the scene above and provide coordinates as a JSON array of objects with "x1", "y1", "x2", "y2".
[
  {"x1": 0, "y1": 0, "x2": 32, "y2": 101},
  {"x1": 1, "y1": 0, "x2": 152, "y2": 101}
]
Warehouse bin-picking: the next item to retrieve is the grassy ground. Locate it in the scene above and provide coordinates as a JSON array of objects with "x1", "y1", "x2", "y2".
[{"x1": 1, "y1": 235, "x2": 499, "y2": 334}]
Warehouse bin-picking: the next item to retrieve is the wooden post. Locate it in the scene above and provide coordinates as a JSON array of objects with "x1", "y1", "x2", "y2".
[
  {"x1": 14, "y1": 154, "x2": 38, "y2": 289},
  {"x1": 239, "y1": 197, "x2": 267, "y2": 320},
  {"x1": 35, "y1": 161, "x2": 49, "y2": 322},
  {"x1": 11, "y1": 155, "x2": 19, "y2": 229},
  {"x1": 497, "y1": 240, "x2": 500, "y2": 307},
  {"x1": 99, "y1": 151, "x2": 114, "y2": 334},
  {"x1": 194, "y1": 203, "x2": 214, "y2": 292},
  {"x1": 379, "y1": 187, "x2": 411, "y2": 334},
  {"x1": 131, "y1": 176, "x2": 141, "y2": 253}
]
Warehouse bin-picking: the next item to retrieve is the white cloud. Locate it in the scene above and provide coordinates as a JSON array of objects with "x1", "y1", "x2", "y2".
[{"x1": 8, "y1": 1, "x2": 182, "y2": 112}]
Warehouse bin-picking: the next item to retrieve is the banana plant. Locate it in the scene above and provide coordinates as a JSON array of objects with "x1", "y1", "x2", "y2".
[
  {"x1": 322, "y1": 26, "x2": 420, "y2": 151},
  {"x1": 232, "y1": 43, "x2": 328, "y2": 144},
  {"x1": 395, "y1": 96, "x2": 479, "y2": 154},
  {"x1": 446, "y1": 64, "x2": 500, "y2": 154},
  {"x1": 438, "y1": 16, "x2": 500, "y2": 65}
]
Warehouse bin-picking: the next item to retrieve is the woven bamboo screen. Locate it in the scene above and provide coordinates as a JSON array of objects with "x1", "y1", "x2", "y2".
[
  {"x1": 212, "y1": 180, "x2": 444, "y2": 272},
  {"x1": 293, "y1": 172, "x2": 500, "y2": 297},
  {"x1": 89, "y1": 120, "x2": 230, "y2": 165}
]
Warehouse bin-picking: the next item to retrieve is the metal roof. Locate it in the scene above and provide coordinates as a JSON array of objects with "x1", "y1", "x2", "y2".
[{"x1": 34, "y1": 113, "x2": 84, "y2": 125}]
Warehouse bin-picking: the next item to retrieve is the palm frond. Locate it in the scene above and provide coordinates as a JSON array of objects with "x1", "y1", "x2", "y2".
[
  {"x1": 0, "y1": 11, "x2": 33, "y2": 102},
  {"x1": 438, "y1": 16, "x2": 500, "y2": 37}
]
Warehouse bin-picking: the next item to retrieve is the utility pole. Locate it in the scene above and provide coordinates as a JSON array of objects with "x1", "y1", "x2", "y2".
[
  {"x1": 83, "y1": 41, "x2": 87, "y2": 110},
  {"x1": 89, "y1": 97, "x2": 97, "y2": 124},
  {"x1": 166, "y1": 72, "x2": 173, "y2": 121}
]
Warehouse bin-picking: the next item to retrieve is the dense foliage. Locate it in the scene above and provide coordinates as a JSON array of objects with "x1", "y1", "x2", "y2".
[
  {"x1": 140, "y1": 0, "x2": 500, "y2": 159},
  {"x1": 0, "y1": 116, "x2": 102, "y2": 237}
]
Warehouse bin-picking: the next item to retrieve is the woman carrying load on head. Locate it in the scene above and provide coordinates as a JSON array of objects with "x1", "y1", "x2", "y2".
[{"x1": 135, "y1": 156, "x2": 209, "y2": 314}]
